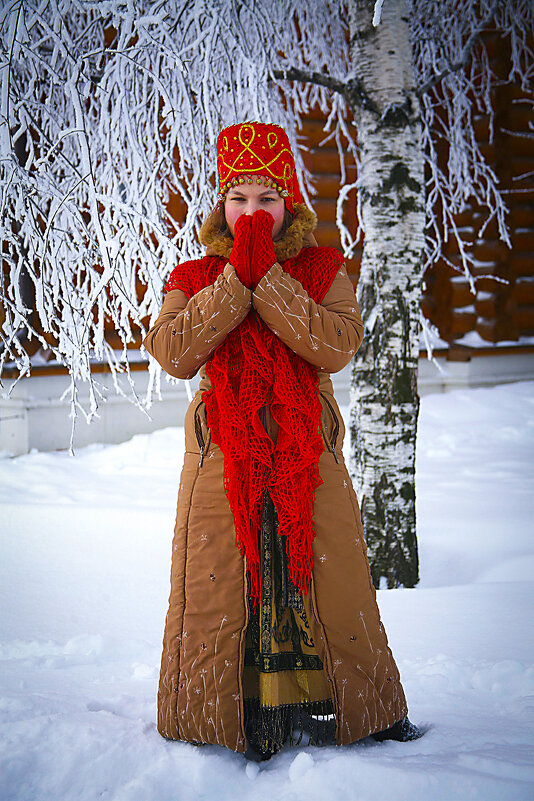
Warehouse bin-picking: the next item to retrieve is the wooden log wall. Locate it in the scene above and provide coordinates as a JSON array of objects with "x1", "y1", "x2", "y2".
[{"x1": 420, "y1": 30, "x2": 534, "y2": 344}]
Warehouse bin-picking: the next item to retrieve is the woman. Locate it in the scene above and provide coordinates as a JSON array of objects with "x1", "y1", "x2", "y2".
[{"x1": 143, "y1": 121, "x2": 421, "y2": 759}]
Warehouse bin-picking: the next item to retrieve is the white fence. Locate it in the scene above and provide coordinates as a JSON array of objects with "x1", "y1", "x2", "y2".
[{"x1": 2, "y1": 349, "x2": 533, "y2": 455}]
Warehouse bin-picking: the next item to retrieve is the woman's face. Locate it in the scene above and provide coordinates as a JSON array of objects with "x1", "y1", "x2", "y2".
[{"x1": 224, "y1": 178, "x2": 286, "y2": 239}]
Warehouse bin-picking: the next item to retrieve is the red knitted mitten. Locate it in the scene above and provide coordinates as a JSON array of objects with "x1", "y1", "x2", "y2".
[
  {"x1": 249, "y1": 210, "x2": 276, "y2": 288},
  {"x1": 229, "y1": 214, "x2": 253, "y2": 289}
]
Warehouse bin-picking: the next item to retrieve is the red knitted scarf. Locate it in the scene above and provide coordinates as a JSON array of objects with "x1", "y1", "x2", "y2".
[{"x1": 166, "y1": 247, "x2": 342, "y2": 605}]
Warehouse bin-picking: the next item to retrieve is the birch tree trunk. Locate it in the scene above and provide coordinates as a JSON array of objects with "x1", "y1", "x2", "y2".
[{"x1": 347, "y1": 0, "x2": 425, "y2": 588}]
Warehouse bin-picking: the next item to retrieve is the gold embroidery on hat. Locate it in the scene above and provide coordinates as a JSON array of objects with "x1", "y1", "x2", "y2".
[{"x1": 219, "y1": 123, "x2": 294, "y2": 186}]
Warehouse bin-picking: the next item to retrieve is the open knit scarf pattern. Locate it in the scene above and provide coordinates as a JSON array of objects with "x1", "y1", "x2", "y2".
[{"x1": 166, "y1": 207, "x2": 343, "y2": 606}]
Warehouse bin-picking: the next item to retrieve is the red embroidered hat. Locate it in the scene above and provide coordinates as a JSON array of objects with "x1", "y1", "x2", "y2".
[{"x1": 216, "y1": 121, "x2": 303, "y2": 212}]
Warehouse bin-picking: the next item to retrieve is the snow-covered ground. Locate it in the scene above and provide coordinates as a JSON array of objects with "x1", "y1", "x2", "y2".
[{"x1": 1, "y1": 381, "x2": 533, "y2": 801}]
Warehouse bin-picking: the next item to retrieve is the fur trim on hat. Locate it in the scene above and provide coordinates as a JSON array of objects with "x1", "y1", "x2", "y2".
[{"x1": 199, "y1": 203, "x2": 318, "y2": 262}]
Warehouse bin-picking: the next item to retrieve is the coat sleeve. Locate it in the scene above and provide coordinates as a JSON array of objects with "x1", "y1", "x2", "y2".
[
  {"x1": 252, "y1": 261, "x2": 364, "y2": 373},
  {"x1": 142, "y1": 262, "x2": 251, "y2": 379}
]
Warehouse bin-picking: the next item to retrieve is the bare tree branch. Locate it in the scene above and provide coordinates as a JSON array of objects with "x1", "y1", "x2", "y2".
[
  {"x1": 272, "y1": 66, "x2": 381, "y2": 117},
  {"x1": 272, "y1": 66, "x2": 346, "y2": 95}
]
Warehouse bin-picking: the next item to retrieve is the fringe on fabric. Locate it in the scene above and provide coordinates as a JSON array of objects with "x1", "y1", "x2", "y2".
[{"x1": 244, "y1": 698, "x2": 336, "y2": 758}]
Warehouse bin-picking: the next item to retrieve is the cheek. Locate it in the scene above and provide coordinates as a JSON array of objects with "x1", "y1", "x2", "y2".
[
  {"x1": 224, "y1": 204, "x2": 241, "y2": 235},
  {"x1": 271, "y1": 204, "x2": 286, "y2": 237}
]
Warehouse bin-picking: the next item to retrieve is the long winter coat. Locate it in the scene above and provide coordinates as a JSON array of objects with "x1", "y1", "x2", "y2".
[{"x1": 143, "y1": 208, "x2": 408, "y2": 753}]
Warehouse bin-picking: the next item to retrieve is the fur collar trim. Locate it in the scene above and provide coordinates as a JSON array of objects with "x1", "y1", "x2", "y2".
[{"x1": 199, "y1": 203, "x2": 318, "y2": 262}]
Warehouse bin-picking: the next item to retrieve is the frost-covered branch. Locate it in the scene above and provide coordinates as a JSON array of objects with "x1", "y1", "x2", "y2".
[
  {"x1": 272, "y1": 67, "x2": 380, "y2": 116},
  {"x1": 272, "y1": 66, "x2": 347, "y2": 96},
  {"x1": 416, "y1": 0, "x2": 501, "y2": 97}
]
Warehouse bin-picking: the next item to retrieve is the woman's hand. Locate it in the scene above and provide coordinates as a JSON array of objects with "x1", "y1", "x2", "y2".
[
  {"x1": 249, "y1": 210, "x2": 277, "y2": 287},
  {"x1": 229, "y1": 214, "x2": 253, "y2": 289},
  {"x1": 229, "y1": 210, "x2": 277, "y2": 290}
]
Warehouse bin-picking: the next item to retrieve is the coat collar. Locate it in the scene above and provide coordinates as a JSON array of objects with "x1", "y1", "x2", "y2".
[{"x1": 199, "y1": 203, "x2": 318, "y2": 262}]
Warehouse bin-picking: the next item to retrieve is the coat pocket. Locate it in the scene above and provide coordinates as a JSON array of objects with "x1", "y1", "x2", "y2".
[
  {"x1": 319, "y1": 391, "x2": 340, "y2": 463},
  {"x1": 184, "y1": 396, "x2": 211, "y2": 466},
  {"x1": 193, "y1": 398, "x2": 212, "y2": 467}
]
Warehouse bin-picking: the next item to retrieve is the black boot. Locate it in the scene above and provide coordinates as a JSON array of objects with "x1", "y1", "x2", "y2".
[
  {"x1": 244, "y1": 743, "x2": 276, "y2": 762},
  {"x1": 371, "y1": 717, "x2": 423, "y2": 743},
  {"x1": 298, "y1": 709, "x2": 337, "y2": 747}
]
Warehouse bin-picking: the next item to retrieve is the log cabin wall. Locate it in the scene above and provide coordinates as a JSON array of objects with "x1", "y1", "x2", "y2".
[
  {"x1": 420, "y1": 31, "x2": 534, "y2": 345},
  {"x1": 298, "y1": 113, "x2": 361, "y2": 281}
]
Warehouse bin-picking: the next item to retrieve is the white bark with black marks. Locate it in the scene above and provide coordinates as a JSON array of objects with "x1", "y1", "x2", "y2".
[{"x1": 347, "y1": 0, "x2": 425, "y2": 588}]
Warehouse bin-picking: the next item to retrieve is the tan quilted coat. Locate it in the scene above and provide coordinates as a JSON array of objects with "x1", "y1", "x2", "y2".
[{"x1": 143, "y1": 208, "x2": 408, "y2": 752}]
